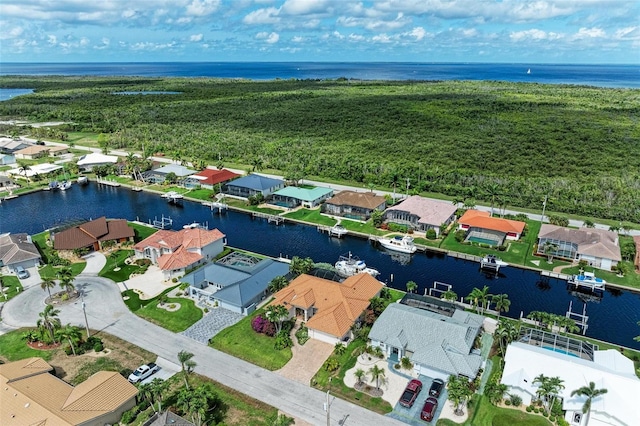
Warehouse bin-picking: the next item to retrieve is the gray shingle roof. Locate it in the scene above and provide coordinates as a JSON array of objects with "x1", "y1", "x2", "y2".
[
  {"x1": 368, "y1": 303, "x2": 483, "y2": 377},
  {"x1": 226, "y1": 174, "x2": 284, "y2": 191},
  {"x1": 0, "y1": 233, "x2": 41, "y2": 266}
]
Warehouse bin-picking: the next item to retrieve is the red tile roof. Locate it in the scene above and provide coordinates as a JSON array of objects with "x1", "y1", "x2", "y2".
[
  {"x1": 458, "y1": 210, "x2": 525, "y2": 234},
  {"x1": 191, "y1": 168, "x2": 240, "y2": 186}
]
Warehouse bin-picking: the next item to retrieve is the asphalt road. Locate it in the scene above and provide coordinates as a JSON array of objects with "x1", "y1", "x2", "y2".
[{"x1": 0, "y1": 274, "x2": 404, "y2": 426}]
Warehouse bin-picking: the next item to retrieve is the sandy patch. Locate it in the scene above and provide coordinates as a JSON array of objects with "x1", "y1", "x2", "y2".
[{"x1": 157, "y1": 303, "x2": 181, "y2": 312}]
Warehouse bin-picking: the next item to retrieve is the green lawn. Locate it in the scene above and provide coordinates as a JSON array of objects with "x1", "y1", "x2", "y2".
[
  {"x1": 311, "y1": 338, "x2": 393, "y2": 414},
  {"x1": 0, "y1": 328, "x2": 54, "y2": 361},
  {"x1": 184, "y1": 188, "x2": 216, "y2": 201},
  {"x1": 65, "y1": 131, "x2": 100, "y2": 147},
  {"x1": 283, "y1": 208, "x2": 337, "y2": 226},
  {"x1": 99, "y1": 250, "x2": 149, "y2": 282},
  {"x1": 461, "y1": 395, "x2": 552, "y2": 426},
  {"x1": 339, "y1": 219, "x2": 385, "y2": 236},
  {"x1": 560, "y1": 263, "x2": 640, "y2": 290},
  {"x1": 122, "y1": 288, "x2": 202, "y2": 332},
  {"x1": 0, "y1": 275, "x2": 24, "y2": 302},
  {"x1": 129, "y1": 222, "x2": 157, "y2": 241},
  {"x1": 209, "y1": 308, "x2": 292, "y2": 371},
  {"x1": 225, "y1": 199, "x2": 285, "y2": 215},
  {"x1": 38, "y1": 262, "x2": 87, "y2": 280}
]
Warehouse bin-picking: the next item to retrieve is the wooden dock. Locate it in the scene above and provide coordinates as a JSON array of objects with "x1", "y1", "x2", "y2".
[
  {"x1": 447, "y1": 252, "x2": 482, "y2": 262},
  {"x1": 96, "y1": 177, "x2": 121, "y2": 187},
  {"x1": 252, "y1": 212, "x2": 284, "y2": 225},
  {"x1": 541, "y1": 270, "x2": 572, "y2": 281}
]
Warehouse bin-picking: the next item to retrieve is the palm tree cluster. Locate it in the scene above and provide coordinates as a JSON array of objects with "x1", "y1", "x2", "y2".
[
  {"x1": 447, "y1": 375, "x2": 474, "y2": 416},
  {"x1": 533, "y1": 374, "x2": 565, "y2": 413},
  {"x1": 570, "y1": 382, "x2": 608, "y2": 426},
  {"x1": 527, "y1": 311, "x2": 580, "y2": 334}
]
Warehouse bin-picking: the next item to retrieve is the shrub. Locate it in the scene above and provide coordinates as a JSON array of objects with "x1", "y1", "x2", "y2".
[
  {"x1": 504, "y1": 399, "x2": 511, "y2": 406},
  {"x1": 497, "y1": 245, "x2": 507, "y2": 251},
  {"x1": 509, "y1": 394, "x2": 522, "y2": 407},
  {"x1": 61, "y1": 293, "x2": 69, "y2": 301},
  {"x1": 295, "y1": 324, "x2": 309, "y2": 345},
  {"x1": 135, "y1": 258, "x2": 151, "y2": 266},
  {"x1": 171, "y1": 277, "x2": 178, "y2": 283},
  {"x1": 64, "y1": 345, "x2": 73, "y2": 356},
  {"x1": 179, "y1": 282, "x2": 190, "y2": 290},
  {"x1": 454, "y1": 229, "x2": 466, "y2": 243},
  {"x1": 557, "y1": 418, "x2": 570, "y2": 426},
  {"x1": 426, "y1": 228, "x2": 437, "y2": 240},
  {"x1": 394, "y1": 363, "x2": 401, "y2": 369},
  {"x1": 203, "y1": 307, "x2": 209, "y2": 313},
  {"x1": 549, "y1": 416, "x2": 556, "y2": 422},
  {"x1": 401, "y1": 356, "x2": 413, "y2": 370},
  {"x1": 120, "y1": 406, "x2": 139, "y2": 424},
  {"x1": 533, "y1": 407, "x2": 540, "y2": 413},
  {"x1": 251, "y1": 315, "x2": 268, "y2": 333},
  {"x1": 274, "y1": 331, "x2": 293, "y2": 350},
  {"x1": 526, "y1": 405, "x2": 533, "y2": 412},
  {"x1": 388, "y1": 223, "x2": 408, "y2": 233},
  {"x1": 93, "y1": 342, "x2": 104, "y2": 352},
  {"x1": 541, "y1": 410, "x2": 548, "y2": 417}
]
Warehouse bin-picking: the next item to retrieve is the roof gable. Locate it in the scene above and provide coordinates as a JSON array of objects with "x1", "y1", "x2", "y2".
[
  {"x1": 191, "y1": 168, "x2": 240, "y2": 185},
  {"x1": 539, "y1": 224, "x2": 621, "y2": 261},
  {"x1": 325, "y1": 190, "x2": 386, "y2": 210},
  {"x1": 0, "y1": 233, "x2": 41, "y2": 265}
]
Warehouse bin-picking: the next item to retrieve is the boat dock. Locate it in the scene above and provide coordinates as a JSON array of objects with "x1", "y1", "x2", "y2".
[
  {"x1": 96, "y1": 177, "x2": 121, "y2": 187},
  {"x1": 207, "y1": 202, "x2": 228, "y2": 213},
  {"x1": 161, "y1": 191, "x2": 184, "y2": 205},
  {"x1": 252, "y1": 212, "x2": 284, "y2": 225},
  {"x1": 318, "y1": 224, "x2": 348, "y2": 238},
  {"x1": 150, "y1": 215, "x2": 173, "y2": 229},
  {"x1": 540, "y1": 270, "x2": 572, "y2": 281},
  {"x1": 447, "y1": 252, "x2": 482, "y2": 262}
]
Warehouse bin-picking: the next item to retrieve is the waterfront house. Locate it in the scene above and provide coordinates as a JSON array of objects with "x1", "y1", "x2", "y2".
[
  {"x1": 77, "y1": 152, "x2": 119, "y2": 172},
  {"x1": 0, "y1": 357, "x2": 138, "y2": 426},
  {"x1": 182, "y1": 252, "x2": 290, "y2": 314},
  {"x1": 458, "y1": 209, "x2": 526, "y2": 246},
  {"x1": 146, "y1": 164, "x2": 197, "y2": 184},
  {"x1": 0, "y1": 233, "x2": 41, "y2": 273},
  {"x1": 501, "y1": 331, "x2": 640, "y2": 426},
  {"x1": 384, "y1": 195, "x2": 457, "y2": 236},
  {"x1": 0, "y1": 137, "x2": 29, "y2": 154},
  {"x1": 537, "y1": 224, "x2": 621, "y2": 271},
  {"x1": 223, "y1": 174, "x2": 284, "y2": 199},
  {"x1": 47, "y1": 145, "x2": 69, "y2": 157},
  {"x1": 0, "y1": 175, "x2": 14, "y2": 187},
  {"x1": 52, "y1": 217, "x2": 134, "y2": 252},
  {"x1": 9, "y1": 163, "x2": 63, "y2": 179},
  {"x1": 14, "y1": 145, "x2": 50, "y2": 160},
  {"x1": 270, "y1": 273, "x2": 383, "y2": 345},
  {"x1": 368, "y1": 300, "x2": 484, "y2": 380},
  {"x1": 322, "y1": 190, "x2": 386, "y2": 221},
  {"x1": 270, "y1": 185, "x2": 334, "y2": 208},
  {"x1": 134, "y1": 228, "x2": 226, "y2": 279},
  {"x1": 184, "y1": 168, "x2": 240, "y2": 190}
]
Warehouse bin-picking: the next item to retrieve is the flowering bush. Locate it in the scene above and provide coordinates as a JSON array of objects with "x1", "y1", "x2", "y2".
[{"x1": 251, "y1": 315, "x2": 276, "y2": 336}]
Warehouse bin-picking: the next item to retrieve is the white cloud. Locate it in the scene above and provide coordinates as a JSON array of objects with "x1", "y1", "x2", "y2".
[
  {"x1": 243, "y1": 7, "x2": 280, "y2": 24},
  {"x1": 256, "y1": 31, "x2": 279, "y2": 44},
  {"x1": 47, "y1": 35, "x2": 58, "y2": 45},
  {"x1": 0, "y1": 25, "x2": 24, "y2": 40},
  {"x1": 407, "y1": 27, "x2": 427, "y2": 41},
  {"x1": 510, "y1": 29, "x2": 563, "y2": 42},
  {"x1": 291, "y1": 35, "x2": 305, "y2": 43},
  {"x1": 185, "y1": 0, "x2": 220, "y2": 17},
  {"x1": 372, "y1": 33, "x2": 393, "y2": 43},
  {"x1": 613, "y1": 26, "x2": 639, "y2": 40},
  {"x1": 93, "y1": 37, "x2": 110, "y2": 49},
  {"x1": 80, "y1": 37, "x2": 89, "y2": 47},
  {"x1": 190, "y1": 33, "x2": 203, "y2": 42},
  {"x1": 281, "y1": 0, "x2": 333, "y2": 16},
  {"x1": 572, "y1": 27, "x2": 606, "y2": 39}
]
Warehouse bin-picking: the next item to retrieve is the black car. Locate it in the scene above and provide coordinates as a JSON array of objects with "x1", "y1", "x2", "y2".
[{"x1": 429, "y1": 378, "x2": 444, "y2": 397}]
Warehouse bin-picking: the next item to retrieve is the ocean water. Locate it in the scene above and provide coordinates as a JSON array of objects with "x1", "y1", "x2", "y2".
[{"x1": 1, "y1": 62, "x2": 638, "y2": 88}]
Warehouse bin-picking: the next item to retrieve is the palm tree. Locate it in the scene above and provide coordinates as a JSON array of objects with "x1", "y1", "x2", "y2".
[
  {"x1": 494, "y1": 320, "x2": 519, "y2": 358},
  {"x1": 466, "y1": 286, "x2": 491, "y2": 314},
  {"x1": 56, "y1": 324, "x2": 82, "y2": 356},
  {"x1": 177, "y1": 350, "x2": 196, "y2": 390},
  {"x1": 39, "y1": 278, "x2": 55, "y2": 300},
  {"x1": 571, "y1": 382, "x2": 608, "y2": 426},
  {"x1": 267, "y1": 276, "x2": 289, "y2": 293},
  {"x1": 17, "y1": 160, "x2": 31, "y2": 187},
  {"x1": 447, "y1": 375, "x2": 473, "y2": 416},
  {"x1": 547, "y1": 376, "x2": 565, "y2": 412},
  {"x1": 138, "y1": 382, "x2": 155, "y2": 410},
  {"x1": 441, "y1": 289, "x2": 458, "y2": 302},
  {"x1": 542, "y1": 241, "x2": 559, "y2": 264},
  {"x1": 492, "y1": 293, "x2": 511, "y2": 318},
  {"x1": 265, "y1": 304, "x2": 289, "y2": 334},
  {"x1": 485, "y1": 183, "x2": 501, "y2": 216},
  {"x1": 149, "y1": 378, "x2": 168, "y2": 413},
  {"x1": 354, "y1": 368, "x2": 366, "y2": 386},
  {"x1": 368, "y1": 364, "x2": 386, "y2": 390},
  {"x1": 37, "y1": 304, "x2": 61, "y2": 343},
  {"x1": 334, "y1": 342, "x2": 347, "y2": 356},
  {"x1": 406, "y1": 280, "x2": 418, "y2": 293}
]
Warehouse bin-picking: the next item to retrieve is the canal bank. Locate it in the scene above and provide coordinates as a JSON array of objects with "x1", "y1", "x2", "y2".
[{"x1": 1, "y1": 182, "x2": 639, "y2": 350}]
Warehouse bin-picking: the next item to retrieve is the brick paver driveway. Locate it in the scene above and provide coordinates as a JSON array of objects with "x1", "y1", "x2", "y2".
[{"x1": 276, "y1": 335, "x2": 335, "y2": 385}]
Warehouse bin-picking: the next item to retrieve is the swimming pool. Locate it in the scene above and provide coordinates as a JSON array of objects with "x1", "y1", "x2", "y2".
[
  {"x1": 467, "y1": 236, "x2": 499, "y2": 246},
  {"x1": 542, "y1": 346, "x2": 579, "y2": 358}
]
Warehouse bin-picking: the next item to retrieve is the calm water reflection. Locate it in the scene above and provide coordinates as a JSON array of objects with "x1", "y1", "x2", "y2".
[{"x1": 1, "y1": 183, "x2": 639, "y2": 349}]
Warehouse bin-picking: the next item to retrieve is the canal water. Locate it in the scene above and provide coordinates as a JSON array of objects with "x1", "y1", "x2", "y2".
[{"x1": 2, "y1": 183, "x2": 639, "y2": 350}]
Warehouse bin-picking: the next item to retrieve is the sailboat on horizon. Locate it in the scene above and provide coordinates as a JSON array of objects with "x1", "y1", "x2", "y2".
[{"x1": 527, "y1": 68, "x2": 531, "y2": 74}]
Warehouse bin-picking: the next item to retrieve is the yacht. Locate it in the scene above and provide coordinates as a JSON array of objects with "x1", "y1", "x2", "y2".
[
  {"x1": 59, "y1": 180, "x2": 72, "y2": 191},
  {"x1": 378, "y1": 235, "x2": 417, "y2": 254},
  {"x1": 480, "y1": 254, "x2": 508, "y2": 271},
  {"x1": 568, "y1": 271, "x2": 606, "y2": 291},
  {"x1": 334, "y1": 252, "x2": 379, "y2": 278},
  {"x1": 77, "y1": 176, "x2": 89, "y2": 185}
]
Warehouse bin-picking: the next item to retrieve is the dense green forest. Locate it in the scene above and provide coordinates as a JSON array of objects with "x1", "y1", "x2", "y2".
[{"x1": 1, "y1": 76, "x2": 639, "y2": 222}]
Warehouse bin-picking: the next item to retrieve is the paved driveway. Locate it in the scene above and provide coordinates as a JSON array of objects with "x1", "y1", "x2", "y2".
[
  {"x1": 81, "y1": 252, "x2": 106, "y2": 275},
  {"x1": 181, "y1": 308, "x2": 244, "y2": 344},
  {"x1": 276, "y1": 337, "x2": 334, "y2": 385},
  {"x1": 0, "y1": 276, "x2": 404, "y2": 426}
]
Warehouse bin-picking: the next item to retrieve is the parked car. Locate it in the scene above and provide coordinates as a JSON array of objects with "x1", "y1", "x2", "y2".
[
  {"x1": 128, "y1": 362, "x2": 159, "y2": 383},
  {"x1": 429, "y1": 378, "x2": 445, "y2": 398},
  {"x1": 420, "y1": 397, "x2": 439, "y2": 422},
  {"x1": 16, "y1": 266, "x2": 29, "y2": 279},
  {"x1": 399, "y1": 379, "x2": 423, "y2": 408}
]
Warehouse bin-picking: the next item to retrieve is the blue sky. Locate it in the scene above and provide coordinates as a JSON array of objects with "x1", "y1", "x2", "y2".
[{"x1": 1, "y1": 0, "x2": 638, "y2": 64}]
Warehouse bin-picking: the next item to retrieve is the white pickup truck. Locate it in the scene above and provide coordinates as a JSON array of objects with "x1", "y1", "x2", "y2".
[{"x1": 128, "y1": 362, "x2": 160, "y2": 384}]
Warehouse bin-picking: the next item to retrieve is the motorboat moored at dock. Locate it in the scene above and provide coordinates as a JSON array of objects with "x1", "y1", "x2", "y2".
[
  {"x1": 377, "y1": 235, "x2": 417, "y2": 254},
  {"x1": 335, "y1": 252, "x2": 379, "y2": 278}
]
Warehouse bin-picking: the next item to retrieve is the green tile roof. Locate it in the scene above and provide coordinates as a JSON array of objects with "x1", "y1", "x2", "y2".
[{"x1": 273, "y1": 186, "x2": 333, "y2": 202}]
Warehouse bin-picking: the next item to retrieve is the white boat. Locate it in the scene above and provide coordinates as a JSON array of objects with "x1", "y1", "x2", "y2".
[
  {"x1": 183, "y1": 222, "x2": 201, "y2": 229},
  {"x1": 527, "y1": 68, "x2": 531, "y2": 74},
  {"x1": 59, "y1": 180, "x2": 72, "y2": 191},
  {"x1": 335, "y1": 252, "x2": 379, "y2": 278},
  {"x1": 330, "y1": 224, "x2": 348, "y2": 237},
  {"x1": 378, "y1": 235, "x2": 417, "y2": 254},
  {"x1": 77, "y1": 176, "x2": 88, "y2": 185},
  {"x1": 481, "y1": 254, "x2": 508, "y2": 269},
  {"x1": 568, "y1": 271, "x2": 606, "y2": 290},
  {"x1": 161, "y1": 191, "x2": 184, "y2": 204},
  {"x1": 47, "y1": 181, "x2": 59, "y2": 191}
]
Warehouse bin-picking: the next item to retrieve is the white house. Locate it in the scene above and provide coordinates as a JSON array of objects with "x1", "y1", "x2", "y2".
[
  {"x1": 0, "y1": 233, "x2": 41, "y2": 273},
  {"x1": 77, "y1": 152, "x2": 118, "y2": 171},
  {"x1": 502, "y1": 337, "x2": 640, "y2": 426}
]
